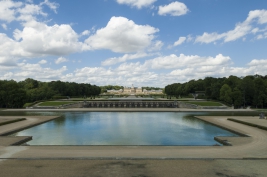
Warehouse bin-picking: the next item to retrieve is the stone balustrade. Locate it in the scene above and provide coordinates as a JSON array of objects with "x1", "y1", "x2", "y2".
[{"x1": 83, "y1": 101, "x2": 176, "y2": 108}]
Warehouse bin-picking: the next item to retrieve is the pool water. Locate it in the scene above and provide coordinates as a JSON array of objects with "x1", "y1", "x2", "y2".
[{"x1": 13, "y1": 112, "x2": 239, "y2": 146}]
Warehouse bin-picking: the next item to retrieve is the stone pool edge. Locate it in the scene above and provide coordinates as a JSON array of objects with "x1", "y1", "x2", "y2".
[
  {"x1": 0, "y1": 116, "x2": 60, "y2": 146},
  {"x1": 0, "y1": 116, "x2": 267, "y2": 159}
]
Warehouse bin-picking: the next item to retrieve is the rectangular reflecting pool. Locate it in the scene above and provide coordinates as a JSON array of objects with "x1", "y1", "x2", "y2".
[{"x1": 13, "y1": 112, "x2": 239, "y2": 146}]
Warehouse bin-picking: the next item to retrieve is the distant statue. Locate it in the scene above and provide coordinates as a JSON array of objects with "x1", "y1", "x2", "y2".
[{"x1": 259, "y1": 113, "x2": 265, "y2": 119}]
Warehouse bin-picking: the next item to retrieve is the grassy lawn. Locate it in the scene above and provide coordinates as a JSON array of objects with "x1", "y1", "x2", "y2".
[
  {"x1": 253, "y1": 109, "x2": 267, "y2": 112},
  {"x1": 186, "y1": 101, "x2": 223, "y2": 106},
  {"x1": 38, "y1": 101, "x2": 76, "y2": 106},
  {"x1": 23, "y1": 103, "x2": 34, "y2": 108}
]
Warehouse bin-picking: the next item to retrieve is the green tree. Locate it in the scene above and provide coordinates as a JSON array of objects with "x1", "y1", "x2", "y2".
[
  {"x1": 253, "y1": 77, "x2": 266, "y2": 108},
  {"x1": 224, "y1": 75, "x2": 241, "y2": 90},
  {"x1": 0, "y1": 80, "x2": 26, "y2": 108},
  {"x1": 220, "y1": 84, "x2": 232, "y2": 105},
  {"x1": 240, "y1": 76, "x2": 255, "y2": 107},
  {"x1": 231, "y1": 88, "x2": 243, "y2": 108}
]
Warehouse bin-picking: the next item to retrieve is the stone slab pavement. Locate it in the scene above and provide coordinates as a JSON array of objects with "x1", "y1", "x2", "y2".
[{"x1": 0, "y1": 159, "x2": 267, "y2": 177}]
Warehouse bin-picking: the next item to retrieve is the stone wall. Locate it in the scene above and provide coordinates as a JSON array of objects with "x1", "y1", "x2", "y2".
[{"x1": 84, "y1": 101, "x2": 176, "y2": 108}]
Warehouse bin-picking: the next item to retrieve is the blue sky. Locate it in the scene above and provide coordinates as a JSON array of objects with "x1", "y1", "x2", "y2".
[{"x1": 0, "y1": 0, "x2": 267, "y2": 87}]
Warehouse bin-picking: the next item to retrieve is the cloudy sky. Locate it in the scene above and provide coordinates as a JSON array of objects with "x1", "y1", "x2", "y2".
[{"x1": 0, "y1": 0, "x2": 267, "y2": 87}]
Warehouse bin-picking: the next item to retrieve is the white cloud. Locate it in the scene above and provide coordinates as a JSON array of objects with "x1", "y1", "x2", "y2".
[
  {"x1": 224, "y1": 22, "x2": 252, "y2": 42},
  {"x1": 101, "y1": 52, "x2": 151, "y2": 66},
  {"x1": 256, "y1": 32, "x2": 267, "y2": 39},
  {"x1": 70, "y1": 62, "x2": 155, "y2": 86},
  {"x1": 14, "y1": 21, "x2": 84, "y2": 56},
  {"x1": 1, "y1": 23, "x2": 7, "y2": 30},
  {"x1": 40, "y1": 0, "x2": 59, "y2": 13},
  {"x1": 1, "y1": 55, "x2": 267, "y2": 87},
  {"x1": 15, "y1": 63, "x2": 67, "y2": 80},
  {"x1": 0, "y1": 0, "x2": 58, "y2": 23},
  {"x1": 148, "y1": 40, "x2": 164, "y2": 51},
  {"x1": 38, "y1": 59, "x2": 47, "y2": 64},
  {"x1": 85, "y1": 16, "x2": 159, "y2": 53},
  {"x1": 251, "y1": 28, "x2": 259, "y2": 34},
  {"x1": 0, "y1": 19, "x2": 84, "y2": 66},
  {"x1": 248, "y1": 59, "x2": 267, "y2": 66},
  {"x1": 1, "y1": 1, "x2": 267, "y2": 87},
  {"x1": 195, "y1": 32, "x2": 226, "y2": 44},
  {"x1": 17, "y1": 3, "x2": 47, "y2": 22},
  {"x1": 158, "y1": 1, "x2": 189, "y2": 16},
  {"x1": 116, "y1": 0, "x2": 156, "y2": 9},
  {"x1": 66, "y1": 57, "x2": 267, "y2": 86},
  {"x1": 81, "y1": 30, "x2": 90, "y2": 36},
  {"x1": 0, "y1": 1, "x2": 85, "y2": 66},
  {"x1": 144, "y1": 54, "x2": 231, "y2": 69},
  {"x1": 186, "y1": 35, "x2": 193, "y2": 42},
  {"x1": 0, "y1": 61, "x2": 67, "y2": 81},
  {"x1": 174, "y1": 37, "x2": 186, "y2": 46},
  {"x1": 246, "y1": 9, "x2": 267, "y2": 24},
  {"x1": 18, "y1": 3, "x2": 46, "y2": 16},
  {"x1": 0, "y1": 0, "x2": 23, "y2": 22},
  {"x1": 73, "y1": 54, "x2": 233, "y2": 86},
  {"x1": 0, "y1": 33, "x2": 31, "y2": 66},
  {"x1": 55, "y1": 57, "x2": 68, "y2": 64},
  {"x1": 257, "y1": 34, "x2": 264, "y2": 39},
  {"x1": 195, "y1": 9, "x2": 267, "y2": 44},
  {"x1": 167, "y1": 57, "x2": 267, "y2": 83}
]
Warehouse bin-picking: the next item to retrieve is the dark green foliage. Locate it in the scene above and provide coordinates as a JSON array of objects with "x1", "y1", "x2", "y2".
[
  {"x1": 220, "y1": 84, "x2": 232, "y2": 104},
  {"x1": 186, "y1": 101, "x2": 222, "y2": 106},
  {"x1": 231, "y1": 88, "x2": 243, "y2": 108},
  {"x1": 142, "y1": 87, "x2": 163, "y2": 91},
  {"x1": 0, "y1": 78, "x2": 101, "y2": 108},
  {"x1": 100, "y1": 85, "x2": 123, "y2": 93},
  {"x1": 0, "y1": 80, "x2": 27, "y2": 108},
  {"x1": 165, "y1": 75, "x2": 267, "y2": 108}
]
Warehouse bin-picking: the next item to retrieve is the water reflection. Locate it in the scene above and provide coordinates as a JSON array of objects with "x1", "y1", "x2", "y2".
[{"x1": 8, "y1": 112, "x2": 253, "y2": 146}]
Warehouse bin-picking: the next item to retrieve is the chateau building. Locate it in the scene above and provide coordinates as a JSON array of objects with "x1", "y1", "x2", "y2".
[
  {"x1": 107, "y1": 85, "x2": 163, "y2": 95},
  {"x1": 123, "y1": 85, "x2": 142, "y2": 94}
]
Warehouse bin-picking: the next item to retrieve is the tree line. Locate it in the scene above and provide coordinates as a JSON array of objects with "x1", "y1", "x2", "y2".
[
  {"x1": 165, "y1": 75, "x2": 267, "y2": 108},
  {"x1": 100, "y1": 85, "x2": 124, "y2": 93},
  {"x1": 0, "y1": 78, "x2": 101, "y2": 108}
]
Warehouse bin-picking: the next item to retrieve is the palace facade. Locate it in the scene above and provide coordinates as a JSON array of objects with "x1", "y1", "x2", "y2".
[{"x1": 106, "y1": 85, "x2": 163, "y2": 95}]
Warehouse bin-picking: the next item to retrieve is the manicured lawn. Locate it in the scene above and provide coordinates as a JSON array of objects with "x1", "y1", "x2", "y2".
[
  {"x1": 186, "y1": 101, "x2": 223, "y2": 106},
  {"x1": 38, "y1": 101, "x2": 76, "y2": 106},
  {"x1": 253, "y1": 109, "x2": 267, "y2": 112},
  {"x1": 23, "y1": 103, "x2": 34, "y2": 108}
]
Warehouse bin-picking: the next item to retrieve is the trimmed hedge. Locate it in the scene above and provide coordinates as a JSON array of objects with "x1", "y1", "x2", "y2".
[
  {"x1": 228, "y1": 118, "x2": 267, "y2": 131},
  {"x1": 38, "y1": 101, "x2": 76, "y2": 106},
  {"x1": 186, "y1": 101, "x2": 223, "y2": 106},
  {"x1": 0, "y1": 118, "x2": 26, "y2": 126}
]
